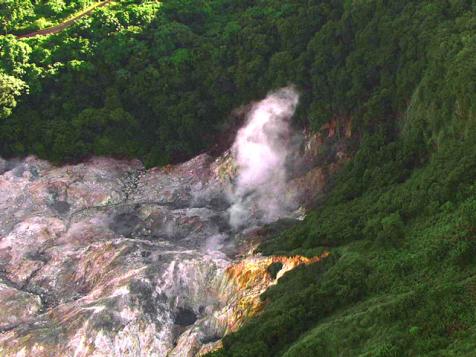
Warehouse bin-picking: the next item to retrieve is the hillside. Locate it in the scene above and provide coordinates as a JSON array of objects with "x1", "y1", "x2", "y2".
[{"x1": 1, "y1": 0, "x2": 476, "y2": 356}]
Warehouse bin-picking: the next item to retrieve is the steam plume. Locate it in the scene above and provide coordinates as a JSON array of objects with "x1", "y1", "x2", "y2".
[{"x1": 228, "y1": 87, "x2": 299, "y2": 228}]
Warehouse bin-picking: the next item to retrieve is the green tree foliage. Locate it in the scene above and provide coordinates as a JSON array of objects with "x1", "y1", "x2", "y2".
[
  {"x1": 0, "y1": 0, "x2": 96, "y2": 34},
  {"x1": 0, "y1": 72, "x2": 28, "y2": 119},
  {"x1": 0, "y1": 0, "x2": 473, "y2": 167},
  {"x1": 0, "y1": 0, "x2": 35, "y2": 34}
]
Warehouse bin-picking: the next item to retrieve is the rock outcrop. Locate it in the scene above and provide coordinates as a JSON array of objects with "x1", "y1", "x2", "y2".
[{"x1": 0, "y1": 121, "x2": 351, "y2": 356}]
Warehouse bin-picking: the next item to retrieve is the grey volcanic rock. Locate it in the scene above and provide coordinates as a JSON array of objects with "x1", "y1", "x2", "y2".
[
  {"x1": 0, "y1": 282, "x2": 42, "y2": 330},
  {"x1": 0, "y1": 154, "x2": 238, "y2": 356},
  {"x1": 0, "y1": 125, "x2": 350, "y2": 356},
  {"x1": 175, "y1": 308, "x2": 197, "y2": 326}
]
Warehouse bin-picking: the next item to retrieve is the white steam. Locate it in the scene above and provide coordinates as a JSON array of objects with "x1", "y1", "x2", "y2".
[{"x1": 228, "y1": 87, "x2": 299, "y2": 228}]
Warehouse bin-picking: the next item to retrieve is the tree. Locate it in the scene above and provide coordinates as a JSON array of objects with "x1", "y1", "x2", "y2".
[
  {"x1": 0, "y1": 0, "x2": 34, "y2": 34},
  {"x1": 0, "y1": 72, "x2": 28, "y2": 119}
]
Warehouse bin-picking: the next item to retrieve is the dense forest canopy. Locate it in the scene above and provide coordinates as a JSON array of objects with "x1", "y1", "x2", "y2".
[
  {"x1": 1, "y1": 0, "x2": 473, "y2": 166},
  {"x1": 1, "y1": 0, "x2": 476, "y2": 355},
  {"x1": 0, "y1": 0, "x2": 97, "y2": 34}
]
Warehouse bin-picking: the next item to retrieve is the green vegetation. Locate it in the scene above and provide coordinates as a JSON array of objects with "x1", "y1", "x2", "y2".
[
  {"x1": 215, "y1": 138, "x2": 476, "y2": 356},
  {"x1": 211, "y1": 1, "x2": 474, "y2": 356},
  {"x1": 1, "y1": 0, "x2": 471, "y2": 166},
  {"x1": 0, "y1": 0, "x2": 476, "y2": 355},
  {"x1": 0, "y1": 0, "x2": 98, "y2": 34},
  {"x1": 267, "y1": 262, "x2": 283, "y2": 280},
  {"x1": 0, "y1": 72, "x2": 28, "y2": 119}
]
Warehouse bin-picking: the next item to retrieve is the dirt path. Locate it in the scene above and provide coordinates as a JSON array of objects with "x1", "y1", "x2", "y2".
[{"x1": 16, "y1": 0, "x2": 113, "y2": 39}]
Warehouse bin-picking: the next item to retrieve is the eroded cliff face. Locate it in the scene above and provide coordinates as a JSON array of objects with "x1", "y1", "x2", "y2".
[{"x1": 0, "y1": 119, "x2": 351, "y2": 356}]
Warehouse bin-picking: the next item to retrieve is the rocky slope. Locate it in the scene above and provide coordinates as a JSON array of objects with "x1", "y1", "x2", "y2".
[{"x1": 0, "y1": 113, "x2": 351, "y2": 356}]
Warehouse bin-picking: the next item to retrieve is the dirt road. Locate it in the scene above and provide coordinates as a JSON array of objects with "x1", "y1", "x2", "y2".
[{"x1": 16, "y1": 0, "x2": 113, "y2": 38}]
